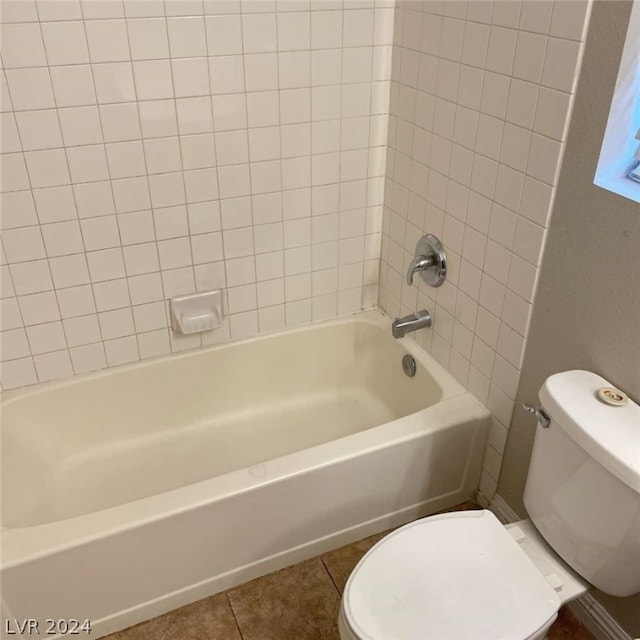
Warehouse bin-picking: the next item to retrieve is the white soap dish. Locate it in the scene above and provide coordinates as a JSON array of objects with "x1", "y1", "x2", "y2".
[{"x1": 170, "y1": 290, "x2": 224, "y2": 335}]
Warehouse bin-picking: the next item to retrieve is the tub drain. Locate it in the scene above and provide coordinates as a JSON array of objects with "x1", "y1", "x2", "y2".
[{"x1": 402, "y1": 354, "x2": 417, "y2": 377}]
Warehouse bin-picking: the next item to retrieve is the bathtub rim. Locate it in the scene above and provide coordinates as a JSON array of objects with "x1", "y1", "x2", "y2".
[
  {"x1": 1, "y1": 309, "x2": 461, "y2": 405},
  {"x1": 1, "y1": 309, "x2": 488, "y2": 568}
]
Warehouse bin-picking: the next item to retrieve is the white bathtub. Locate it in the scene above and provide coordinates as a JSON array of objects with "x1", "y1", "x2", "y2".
[{"x1": 0, "y1": 310, "x2": 489, "y2": 639}]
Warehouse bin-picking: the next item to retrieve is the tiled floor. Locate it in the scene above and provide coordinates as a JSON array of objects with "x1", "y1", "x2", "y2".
[{"x1": 107, "y1": 503, "x2": 595, "y2": 640}]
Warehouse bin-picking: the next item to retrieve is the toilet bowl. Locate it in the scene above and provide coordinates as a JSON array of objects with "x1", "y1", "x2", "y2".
[{"x1": 338, "y1": 371, "x2": 640, "y2": 640}]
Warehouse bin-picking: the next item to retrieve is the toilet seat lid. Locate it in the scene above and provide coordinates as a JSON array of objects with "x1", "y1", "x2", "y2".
[{"x1": 343, "y1": 510, "x2": 560, "y2": 640}]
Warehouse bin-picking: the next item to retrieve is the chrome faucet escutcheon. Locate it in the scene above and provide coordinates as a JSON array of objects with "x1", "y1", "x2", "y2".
[{"x1": 406, "y1": 234, "x2": 447, "y2": 287}]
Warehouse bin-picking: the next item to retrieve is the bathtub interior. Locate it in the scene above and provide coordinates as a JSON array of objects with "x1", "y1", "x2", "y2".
[{"x1": 2, "y1": 315, "x2": 445, "y2": 528}]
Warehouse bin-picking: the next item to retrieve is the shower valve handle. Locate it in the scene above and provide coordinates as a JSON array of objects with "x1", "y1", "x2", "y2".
[
  {"x1": 407, "y1": 255, "x2": 436, "y2": 286},
  {"x1": 406, "y1": 234, "x2": 447, "y2": 288}
]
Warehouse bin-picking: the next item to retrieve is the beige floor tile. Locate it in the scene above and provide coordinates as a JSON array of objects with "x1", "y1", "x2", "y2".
[
  {"x1": 321, "y1": 530, "x2": 389, "y2": 595},
  {"x1": 107, "y1": 593, "x2": 241, "y2": 640},
  {"x1": 227, "y1": 558, "x2": 341, "y2": 640}
]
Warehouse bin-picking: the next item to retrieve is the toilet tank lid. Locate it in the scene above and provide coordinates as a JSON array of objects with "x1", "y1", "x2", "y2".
[{"x1": 540, "y1": 370, "x2": 640, "y2": 492}]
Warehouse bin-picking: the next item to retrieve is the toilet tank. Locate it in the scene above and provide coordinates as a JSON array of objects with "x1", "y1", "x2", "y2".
[{"x1": 523, "y1": 370, "x2": 640, "y2": 597}]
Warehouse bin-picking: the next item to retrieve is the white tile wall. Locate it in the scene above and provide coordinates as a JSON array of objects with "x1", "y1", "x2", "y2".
[
  {"x1": 379, "y1": 0, "x2": 590, "y2": 500},
  {"x1": 0, "y1": 0, "x2": 394, "y2": 390}
]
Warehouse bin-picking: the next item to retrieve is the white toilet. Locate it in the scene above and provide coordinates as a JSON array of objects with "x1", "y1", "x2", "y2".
[{"x1": 339, "y1": 370, "x2": 640, "y2": 640}]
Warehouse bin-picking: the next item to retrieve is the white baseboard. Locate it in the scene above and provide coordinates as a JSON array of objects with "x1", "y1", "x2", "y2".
[
  {"x1": 486, "y1": 494, "x2": 634, "y2": 640},
  {"x1": 571, "y1": 593, "x2": 636, "y2": 640}
]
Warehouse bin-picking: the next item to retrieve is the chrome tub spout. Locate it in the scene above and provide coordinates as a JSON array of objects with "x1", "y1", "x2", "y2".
[{"x1": 392, "y1": 310, "x2": 432, "y2": 338}]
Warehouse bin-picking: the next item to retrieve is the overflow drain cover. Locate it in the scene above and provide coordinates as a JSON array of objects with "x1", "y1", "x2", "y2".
[{"x1": 402, "y1": 354, "x2": 417, "y2": 378}]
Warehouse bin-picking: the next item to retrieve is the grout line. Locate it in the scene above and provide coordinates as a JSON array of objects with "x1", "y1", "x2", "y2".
[
  {"x1": 5, "y1": 5, "x2": 77, "y2": 380},
  {"x1": 320, "y1": 557, "x2": 343, "y2": 597},
  {"x1": 0, "y1": 14, "x2": 587, "y2": 45},
  {"x1": 224, "y1": 593, "x2": 247, "y2": 640},
  {"x1": 236, "y1": 4, "x2": 260, "y2": 335},
  {"x1": 161, "y1": 0, "x2": 202, "y2": 352},
  {"x1": 121, "y1": 2, "x2": 181, "y2": 359},
  {"x1": 77, "y1": 0, "x2": 131, "y2": 371}
]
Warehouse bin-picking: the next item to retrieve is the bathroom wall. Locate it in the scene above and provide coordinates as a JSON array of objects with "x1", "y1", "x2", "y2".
[
  {"x1": 498, "y1": 1, "x2": 640, "y2": 634},
  {"x1": 0, "y1": 0, "x2": 393, "y2": 389},
  {"x1": 379, "y1": 0, "x2": 591, "y2": 500}
]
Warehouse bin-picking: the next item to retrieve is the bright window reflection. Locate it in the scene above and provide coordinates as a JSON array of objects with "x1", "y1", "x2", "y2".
[{"x1": 594, "y1": 0, "x2": 640, "y2": 203}]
